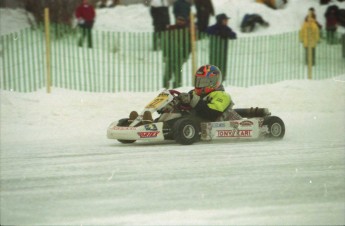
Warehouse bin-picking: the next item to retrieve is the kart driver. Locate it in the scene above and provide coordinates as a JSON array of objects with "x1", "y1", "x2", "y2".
[{"x1": 178, "y1": 64, "x2": 242, "y2": 121}]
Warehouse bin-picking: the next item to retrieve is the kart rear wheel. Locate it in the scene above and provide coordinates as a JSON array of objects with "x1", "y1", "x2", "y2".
[
  {"x1": 263, "y1": 116, "x2": 285, "y2": 139},
  {"x1": 173, "y1": 118, "x2": 200, "y2": 145},
  {"x1": 117, "y1": 118, "x2": 136, "y2": 144}
]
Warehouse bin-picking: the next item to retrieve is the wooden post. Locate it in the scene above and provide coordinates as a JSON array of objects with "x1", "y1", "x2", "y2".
[
  {"x1": 190, "y1": 12, "x2": 197, "y2": 85},
  {"x1": 307, "y1": 13, "x2": 313, "y2": 80},
  {"x1": 44, "y1": 8, "x2": 52, "y2": 93}
]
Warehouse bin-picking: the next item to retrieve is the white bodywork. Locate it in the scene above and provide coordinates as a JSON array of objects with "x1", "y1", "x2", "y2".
[
  {"x1": 107, "y1": 90, "x2": 270, "y2": 143},
  {"x1": 107, "y1": 122, "x2": 165, "y2": 141},
  {"x1": 201, "y1": 118, "x2": 265, "y2": 141},
  {"x1": 107, "y1": 90, "x2": 174, "y2": 141}
]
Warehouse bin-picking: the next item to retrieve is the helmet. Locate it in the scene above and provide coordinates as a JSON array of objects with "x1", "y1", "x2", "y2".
[{"x1": 194, "y1": 65, "x2": 222, "y2": 96}]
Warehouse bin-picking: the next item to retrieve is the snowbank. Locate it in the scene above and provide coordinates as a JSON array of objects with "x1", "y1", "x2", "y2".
[{"x1": 0, "y1": 8, "x2": 34, "y2": 35}]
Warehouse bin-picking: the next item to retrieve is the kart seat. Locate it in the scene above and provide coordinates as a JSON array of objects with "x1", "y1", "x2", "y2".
[{"x1": 234, "y1": 107, "x2": 271, "y2": 118}]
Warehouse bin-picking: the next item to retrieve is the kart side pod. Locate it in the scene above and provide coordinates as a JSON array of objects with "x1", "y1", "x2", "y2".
[{"x1": 201, "y1": 118, "x2": 262, "y2": 141}]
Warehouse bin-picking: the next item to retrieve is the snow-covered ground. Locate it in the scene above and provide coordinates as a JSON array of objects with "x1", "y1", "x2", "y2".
[{"x1": 1, "y1": 77, "x2": 345, "y2": 225}]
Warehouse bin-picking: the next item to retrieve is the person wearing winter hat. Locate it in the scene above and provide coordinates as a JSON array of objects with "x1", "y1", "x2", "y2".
[
  {"x1": 75, "y1": 0, "x2": 96, "y2": 48},
  {"x1": 206, "y1": 13, "x2": 237, "y2": 81}
]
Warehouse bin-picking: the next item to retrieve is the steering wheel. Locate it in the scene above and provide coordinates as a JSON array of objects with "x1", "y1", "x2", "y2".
[
  {"x1": 169, "y1": 89, "x2": 181, "y2": 97},
  {"x1": 168, "y1": 89, "x2": 192, "y2": 111}
]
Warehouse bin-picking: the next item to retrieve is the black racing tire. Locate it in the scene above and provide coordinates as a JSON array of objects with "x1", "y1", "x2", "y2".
[
  {"x1": 173, "y1": 118, "x2": 200, "y2": 145},
  {"x1": 116, "y1": 118, "x2": 136, "y2": 144},
  {"x1": 263, "y1": 116, "x2": 285, "y2": 139}
]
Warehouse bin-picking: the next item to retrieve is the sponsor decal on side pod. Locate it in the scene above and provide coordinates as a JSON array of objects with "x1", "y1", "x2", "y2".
[{"x1": 137, "y1": 131, "x2": 160, "y2": 138}]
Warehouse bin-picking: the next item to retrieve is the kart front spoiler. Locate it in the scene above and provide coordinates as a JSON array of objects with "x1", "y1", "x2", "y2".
[{"x1": 107, "y1": 122, "x2": 165, "y2": 141}]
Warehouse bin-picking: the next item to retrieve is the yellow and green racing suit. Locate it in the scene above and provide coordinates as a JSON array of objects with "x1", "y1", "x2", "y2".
[{"x1": 192, "y1": 90, "x2": 232, "y2": 121}]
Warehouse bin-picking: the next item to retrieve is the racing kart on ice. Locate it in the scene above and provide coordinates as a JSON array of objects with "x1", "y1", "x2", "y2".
[{"x1": 107, "y1": 90, "x2": 285, "y2": 145}]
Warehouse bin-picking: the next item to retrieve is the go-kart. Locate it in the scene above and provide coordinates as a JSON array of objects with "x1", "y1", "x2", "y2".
[{"x1": 107, "y1": 90, "x2": 285, "y2": 145}]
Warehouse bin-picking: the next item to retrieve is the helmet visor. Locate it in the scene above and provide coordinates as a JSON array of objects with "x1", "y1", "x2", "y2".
[{"x1": 195, "y1": 76, "x2": 219, "y2": 88}]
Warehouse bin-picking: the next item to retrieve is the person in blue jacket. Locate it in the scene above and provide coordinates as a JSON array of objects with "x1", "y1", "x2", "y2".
[{"x1": 206, "y1": 13, "x2": 237, "y2": 81}]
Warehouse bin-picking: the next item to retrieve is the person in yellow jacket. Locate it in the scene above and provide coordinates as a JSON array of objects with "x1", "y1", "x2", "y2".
[
  {"x1": 178, "y1": 65, "x2": 241, "y2": 121},
  {"x1": 299, "y1": 16, "x2": 320, "y2": 65}
]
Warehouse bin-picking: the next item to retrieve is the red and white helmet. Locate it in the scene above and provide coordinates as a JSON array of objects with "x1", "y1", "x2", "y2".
[{"x1": 194, "y1": 65, "x2": 222, "y2": 96}]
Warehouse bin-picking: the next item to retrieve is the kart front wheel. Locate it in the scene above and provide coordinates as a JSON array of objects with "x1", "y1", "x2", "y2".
[
  {"x1": 116, "y1": 118, "x2": 136, "y2": 144},
  {"x1": 173, "y1": 118, "x2": 200, "y2": 145},
  {"x1": 263, "y1": 116, "x2": 285, "y2": 139}
]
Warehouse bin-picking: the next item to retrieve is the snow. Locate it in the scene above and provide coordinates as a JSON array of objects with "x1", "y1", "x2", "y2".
[
  {"x1": 1, "y1": 77, "x2": 345, "y2": 225},
  {"x1": 1, "y1": 0, "x2": 345, "y2": 224},
  {"x1": 0, "y1": 8, "x2": 34, "y2": 36}
]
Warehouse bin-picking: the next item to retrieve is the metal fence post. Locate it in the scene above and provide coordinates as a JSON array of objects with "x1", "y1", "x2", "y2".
[
  {"x1": 190, "y1": 12, "x2": 197, "y2": 84},
  {"x1": 44, "y1": 8, "x2": 52, "y2": 93},
  {"x1": 307, "y1": 13, "x2": 313, "y2": 80}
]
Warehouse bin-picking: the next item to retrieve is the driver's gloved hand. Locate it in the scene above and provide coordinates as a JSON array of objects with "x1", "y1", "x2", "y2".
[
  {"x1": 179, "y1": 92, "x2": 200, "y2": 108},
  {"x1": 179, "y1": 93, "x2": 191, "y2": 104}
]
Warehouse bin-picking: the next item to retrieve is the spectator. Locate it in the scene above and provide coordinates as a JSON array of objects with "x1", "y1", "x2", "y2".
[
  {"x1": 100, "y1": 0, "x2": 119, "y2": 8},
  {"x1": 299, "y1": 15, "x2": 320, "y2": 66},
  {"x1": 320, "y1": 0, "x2": 331, "y2": 4},
  {"x1": 255, "y1": 0, "x2": 287, "y2": 10},
  {"x1": 240, "y1": 14, "x2": 269, "y2": 33},
  {"x1": 150, "y1": 0, "x2": 170, "y2": 51},
  {"x1": 173, "y1": 0, "x2": 191, "y2": 22},
  {"x1": 110, "y1": 0, "x2": 120, "y2": 7},
  {"x1": 75, "y1": 0, "x2": 96, "y2": 48},
  {"x1": 163, "y1": 17, "x2": 191, "y2": 88},
  {"x1": 206, "y1": 13, "x2": 237, "y2": 81},
  {"x1": 194, "y1": 0, "x2": 214, "y2": 33},
  {"x1": 337, "y1": 9, "x2": 345, "y2": 28},
  {"x1": 325, "y1": 6, "x2": 338, "y2": 44},
  {"x1": 306, "y1": 7, "x2": 322, "y2": 30}
]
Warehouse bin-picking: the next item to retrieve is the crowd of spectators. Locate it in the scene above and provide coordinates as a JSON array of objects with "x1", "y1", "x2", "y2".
[{"x1": 73, "y1": 0, "x2": 345, "y2": 87}]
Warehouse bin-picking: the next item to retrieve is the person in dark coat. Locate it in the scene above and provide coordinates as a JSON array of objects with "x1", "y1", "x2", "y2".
[
  {"x1": 336, "y1": 9, "x2": 345, "y2": 28},
  {"x1": 320, "y1": 0, "x2": 331, "y2": 4},
  {"x1": 194, "y1": 0, "x2": 215, "y2": 33},
  {"x1": 173, "y1": 0, "x2": 191, "y2": 22},
  {"x1": 240, "y1": 14, "x2": 269, "y2": 33},
  {"x1": 206, "y1": 13, "x2": 237, "y2": 81},
  {"x1": 325, "y1": 5, "x2": 339, "y2": 44},
  {"x1": 75, "y1": 0, "x2": 96, "y2": 48},
  {"x1": 150, "y1": 0, "x2": 170, "y2": 50},
  {"x1": 162, "y1": 17, "x2": 191, "y2": 88}
]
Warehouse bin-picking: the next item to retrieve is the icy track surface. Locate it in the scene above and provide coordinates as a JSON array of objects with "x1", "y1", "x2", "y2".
[{"x1": 1, "y1": 78, "x2": 345, "y2": 225}]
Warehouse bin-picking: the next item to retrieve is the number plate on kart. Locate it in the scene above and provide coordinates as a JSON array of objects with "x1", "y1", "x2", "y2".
[{"x1": 145, "y1": 92, "x2": 170, "y2": 109}]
